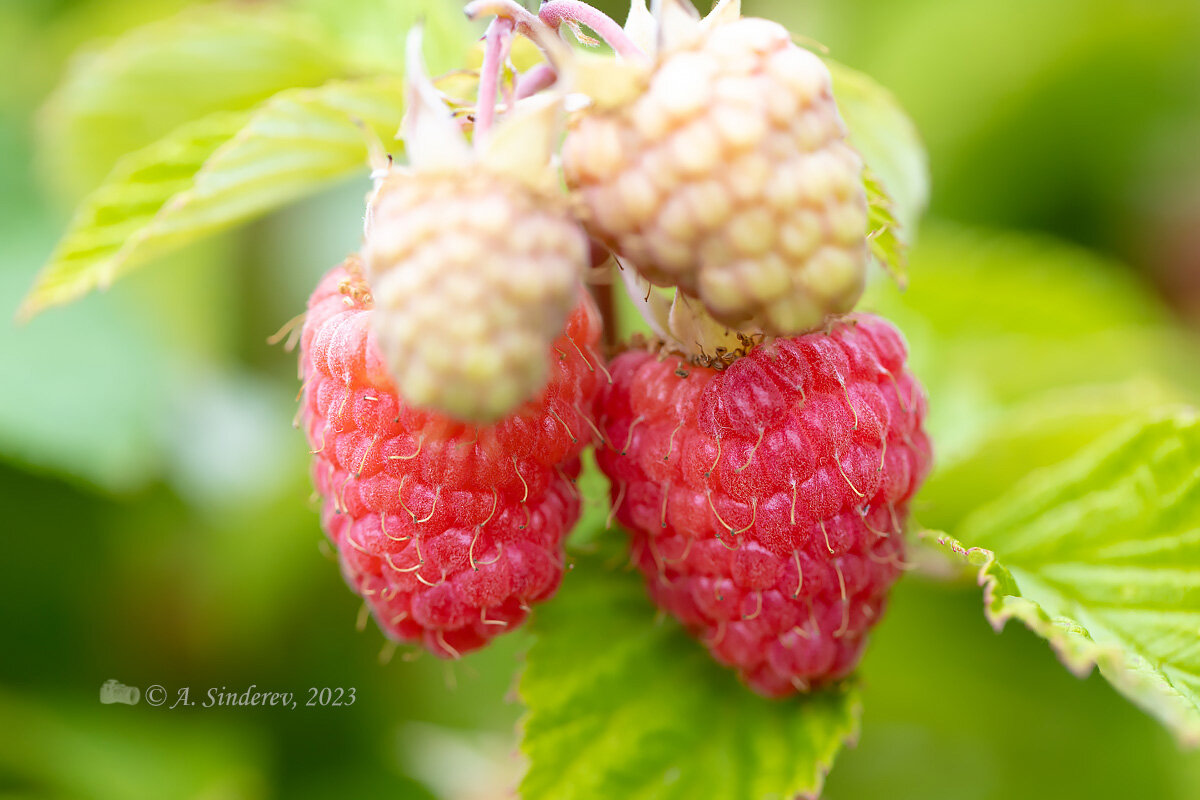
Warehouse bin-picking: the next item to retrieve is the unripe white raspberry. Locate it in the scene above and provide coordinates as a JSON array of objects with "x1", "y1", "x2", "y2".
[
  {"x1": 364, "y1": 169, "x2": 587, "y2": 422},
  {"x1": 359, "y1": 25, "x2": 589, "y2": 423},
  {"x1": 564, "y1": 14, "x2": 868, "y2": 335}
]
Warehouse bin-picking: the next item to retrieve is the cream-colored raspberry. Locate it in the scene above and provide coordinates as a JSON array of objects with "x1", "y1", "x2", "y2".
[
  {"x1": 354, "y1": 24, "x2": 589, "y2": 423},
  {"x1": 363, "y1": 169, "x2": 586, "y2": 422},
  {"x1": 564, "y1": 15, "x2": 868, "y2": 335}
]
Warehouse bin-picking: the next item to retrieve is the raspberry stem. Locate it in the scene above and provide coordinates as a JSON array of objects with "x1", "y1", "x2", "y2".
[
  {"x1": 475, "y1": 16, "x2": 515, "y2": 142},
  {"x1": 593, "y1": 281, "x2": 617, "y2": 350},
  {"x1": 465, "y1": 0, "x2": 542, "y2": 32},
  {"x1": 538, "y1": 0, "x2": 648, "y2": 60},
  {"x1": 514, "y1": 63, "x2": 557, "y2": 100},
  {"x1": 466, "y1": 1, "x2": 575, "y2": 86}
]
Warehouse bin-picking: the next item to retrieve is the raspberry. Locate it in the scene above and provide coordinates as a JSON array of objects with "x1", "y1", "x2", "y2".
[
  {"x1": 364, "y1": 169, "x2": 587, "y2": 422},
  {"x1": 596, "y1": 315, "x2": 931, "y2": 695},
  {"x1": 563, "y1": 14, "x2": 868, "y2": 335},
  {"x1": 300, "y1": 256, "x2": 605, "y2": 657}
]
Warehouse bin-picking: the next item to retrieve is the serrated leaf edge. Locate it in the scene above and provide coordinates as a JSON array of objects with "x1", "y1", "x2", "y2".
[
  {"x1": 864, "y1": 166, "x2": 908, "y2": 288},
  {"x1": 929, "y1": 530, "x2": 1200, "y2": 748},
  {"x1": 20, "y1": 77, "x2": 402, "y2": 321},
  {"x1": 799, "y1": 687, "x2": 864, "y2": 800}
]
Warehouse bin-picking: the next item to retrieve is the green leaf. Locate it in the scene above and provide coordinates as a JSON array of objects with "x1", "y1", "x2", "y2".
[
  {"x1": 862, "y1": 226, "x2": 1200, "y2": 526},
  {"x1": 932, "y1": 410, "x2": 1200, "y2": 745},
  {"x1": 21, "y1": 77, "x2": 407, "y2": 319},
  {"x1": 863, "y1": 167, "x2": 906, "y2": 285},
  {"x1": 296, "y1": 0, "x2": 475, "y2": 76},
  {"x1": 865, "y1": 226, "x2": 1170, "y2": 346},
  {"x1": 38, "y1": 5, "x2": 357, "y2": 197},
  {"x1": 827, "y1": 60, "x2": 929, "y2": 260},
  {"x1": 520, "y1": 541, "x2": 861, "y2": 800},
  {"x1": 919, "y1": 378, "x2": 1187, "y2": 531}
]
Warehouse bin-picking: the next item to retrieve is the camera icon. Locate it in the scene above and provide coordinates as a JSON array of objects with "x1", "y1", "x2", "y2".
[{"x1": 100, "y1": 680, "x2": 140, "y2": 705}]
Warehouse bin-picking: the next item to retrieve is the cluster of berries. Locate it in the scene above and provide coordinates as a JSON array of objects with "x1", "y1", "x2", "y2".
[{"x1": 297, "y1": 0, "x2": 931, "y2": 694}]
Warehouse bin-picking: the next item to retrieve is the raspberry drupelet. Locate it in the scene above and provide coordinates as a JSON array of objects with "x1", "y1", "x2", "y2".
[
  {"x1": 300, "y1": 256, "x2": 606, "y2": 657},
  {"x1": 596, "y1": 315, "x2": 931, "y2": 695}
]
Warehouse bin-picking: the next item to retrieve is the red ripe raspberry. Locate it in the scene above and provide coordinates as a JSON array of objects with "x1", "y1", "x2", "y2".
[
  {"x1": 596, "y1": 315, "x2": 931, "y2": 695},
  {"x1": 299, "y1": 256, "x2": 605, "y2": 657}
]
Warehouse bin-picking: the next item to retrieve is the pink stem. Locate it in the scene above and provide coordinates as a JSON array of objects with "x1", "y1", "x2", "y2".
[
  {"x1": 465, "y1": 1, "x2": 543, "y2": 39},
  {"x1": 465, "y1": 0, "x2": 570, "y2": 72},
  {"x1": 475, "y1": 17, "x2": 514, "y2": 142},
  {"x1": 538, "y1": 0, "x2": 648, "y2": 60},
  {"x1": 498, "y1": 22, "x2": 516, "y2": 111},
  {"x1": 514, "y1": 63, "x2": 558, "y2": 100}
]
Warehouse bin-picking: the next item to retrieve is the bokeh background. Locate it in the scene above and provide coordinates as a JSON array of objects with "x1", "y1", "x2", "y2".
[{"x1": 2, "y1": 0, "x2": 1199, "y2": 798}]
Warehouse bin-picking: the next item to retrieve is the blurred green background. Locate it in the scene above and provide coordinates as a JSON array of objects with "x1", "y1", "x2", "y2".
[{"x1": 2, "y1": 0, "x2": 1199, "y2": 798}]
